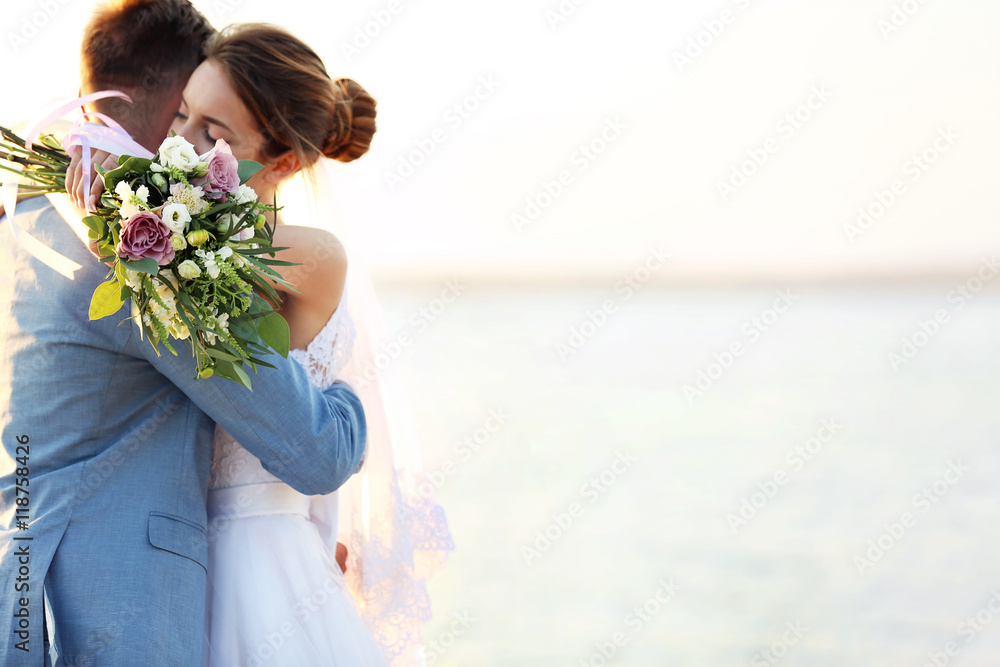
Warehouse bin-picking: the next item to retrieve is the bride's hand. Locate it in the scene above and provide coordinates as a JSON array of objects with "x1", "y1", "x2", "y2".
[
  {"x1": 65, "y1": 148, "x2": 119, "y2": 210},
  {"x1": 336, "y1": 542, "x2": 348, "y2": 574}
]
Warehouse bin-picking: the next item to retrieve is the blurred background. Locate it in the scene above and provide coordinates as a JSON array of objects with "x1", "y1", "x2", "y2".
[{"x1": 3, "y1": 0, "x2": 1000, "y2": 664}]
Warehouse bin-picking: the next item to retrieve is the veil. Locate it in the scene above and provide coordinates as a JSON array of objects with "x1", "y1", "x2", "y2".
[{"x1": 281, "y1": 161, "x2": 454, "y2": 667}]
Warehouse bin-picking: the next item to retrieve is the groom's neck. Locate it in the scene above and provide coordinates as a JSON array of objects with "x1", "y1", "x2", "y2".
[{"x1": 80, "y1": 86, "x2": 180, "y2": 154}]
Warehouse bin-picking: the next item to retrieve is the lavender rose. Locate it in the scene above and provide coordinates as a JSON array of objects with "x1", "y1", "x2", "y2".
[
  {"x1": 198, "y1": 139, "x2": 241, "y2": 200},
  {"x1": 116, "y1": 211, "x2": 176, "y2": 265}
]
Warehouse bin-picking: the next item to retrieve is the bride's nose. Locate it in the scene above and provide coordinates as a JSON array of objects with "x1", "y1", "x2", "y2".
[
  {"x1": 176, "y1": 124, "x2": 198, "y2": 147},
  {"x1": 170, "y1": 117, "x2": 196, "y2": 146}
]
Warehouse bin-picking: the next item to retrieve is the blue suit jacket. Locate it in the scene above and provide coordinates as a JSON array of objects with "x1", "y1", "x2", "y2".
[{"x1": 0, "y1": 196, "x2": 367, "y2": 666}]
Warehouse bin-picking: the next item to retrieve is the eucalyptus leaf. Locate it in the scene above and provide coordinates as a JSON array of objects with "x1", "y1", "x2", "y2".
[
  {"x1": 81, "y1": 215, "x2": 105, "y2": 236},
  {"x1": 213, "y1": 359, "x2": 253, "y2": 390},
  {"x1": 237, "y1": 159, "x2": 264, "y2": 184},
  {"x1": 89, "y1": 279, "x2": 125, "y2": 320},
  {"x1": 227, "y1": 314, "x2": 257, "y2": 341},
  {"x1": 122, "y1": 258, "x2": 159, "y2": 275},
  {"x1": 205, "y1": 348, "x2": 241, "y2": 363},
  {"x1": 257, "y1": 312, "x2": 290, "y2": 358}
]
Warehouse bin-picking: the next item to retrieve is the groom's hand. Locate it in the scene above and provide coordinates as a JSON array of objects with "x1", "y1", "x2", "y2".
[{"x1": 66, "y1": 148, "x2": 118, "y2": 211}]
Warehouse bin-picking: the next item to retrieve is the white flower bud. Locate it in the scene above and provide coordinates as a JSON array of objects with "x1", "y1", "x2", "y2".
[{"x1": 177, "y1": 260, "x2": 202, "y2": 280}]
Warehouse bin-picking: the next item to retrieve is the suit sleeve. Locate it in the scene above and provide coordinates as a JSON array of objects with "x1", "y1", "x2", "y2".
[{"x1": 140, "y1": 334, "x2": 367, "y2": 496}]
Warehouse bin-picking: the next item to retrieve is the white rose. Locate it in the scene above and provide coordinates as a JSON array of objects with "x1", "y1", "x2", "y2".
[
  {"x1": 170, "y1": 233, "x2": 187, "y2": 250},
  {"x1": 178, "y1": 259, "x2": 202, "y2": 280},
  {"x1": 160, "y1": 203, "x2": 191, "y2": 233},
  {"x1": 156, "y1": 136, "x2": 201, "y2": 172}
]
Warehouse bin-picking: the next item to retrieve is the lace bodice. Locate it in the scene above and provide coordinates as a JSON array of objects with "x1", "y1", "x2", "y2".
[{"x1": 209, "y1": 305, "x2": 356, "y2": 490}]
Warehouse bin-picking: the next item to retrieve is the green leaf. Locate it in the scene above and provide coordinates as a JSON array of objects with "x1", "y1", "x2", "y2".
[
  {"x1": 236, "y1": 245, "x2": 292, "y2": 256},
  {"x1": 205, "y1": 351, "x2": 239, "y2": 366},
  {"x1": 255, "y1": 258, "x2": 299, "y2": 267},
  {"x1": 257, "y1": 312, "x2": 290, "y2": 358},
  {"x1": 122, "y1": 258, "x2": 159, "y2": 275},
  {"x1": 245, "y1": 355, "x2": 278, "y2": 370},
  {"x1": 89, "y1": 279, "x2": 125, "y2": 320},
  {"x1": 204, "y1": 201, "x2": 236, "y2": 217},
  {"x1": 213, "y1": 359, "x2": 253, "y2": 390},
  {"x1": 237, "y1": 159, "x2": 264, "y2": 184},
  {"x1": 227, "y1": 314, "x2": 257, "y2": 342},
  {"x1": 81, "y1": 215, "x2": 105, "y2": 234}
]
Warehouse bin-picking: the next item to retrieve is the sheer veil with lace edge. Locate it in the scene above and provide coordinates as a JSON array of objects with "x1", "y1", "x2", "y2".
[{"x1": 280, "y1": 161, "x2": 455, "y2": 667}]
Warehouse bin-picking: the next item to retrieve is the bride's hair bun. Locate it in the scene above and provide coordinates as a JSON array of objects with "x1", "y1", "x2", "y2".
[{"x1": 324, "y1": 78, "x2": 377, "y2": 163}]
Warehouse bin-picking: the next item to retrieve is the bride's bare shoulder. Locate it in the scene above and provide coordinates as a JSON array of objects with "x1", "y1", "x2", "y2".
[{"x1": 271, "y1": 225, "x2": 347, "y2": 309}]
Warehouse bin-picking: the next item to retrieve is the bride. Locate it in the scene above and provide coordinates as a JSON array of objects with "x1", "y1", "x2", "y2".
[{"x1": 163, "y1": 23, "x2": 452, "y2": 666}]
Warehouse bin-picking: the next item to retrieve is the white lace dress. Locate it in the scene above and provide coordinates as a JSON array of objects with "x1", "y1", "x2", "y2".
[{"x1": 202, "y1": 304, "x2": 388, "y2": 666}]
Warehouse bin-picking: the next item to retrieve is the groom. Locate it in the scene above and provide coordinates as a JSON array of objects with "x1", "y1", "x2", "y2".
[{"x1": 0, "y1": 1, "x2": 367, "y2": 665}]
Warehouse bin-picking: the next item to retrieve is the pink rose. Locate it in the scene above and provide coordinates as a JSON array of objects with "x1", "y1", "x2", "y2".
[
  {"x1": 198, "y1": 139, "x2": 240, "y2": 200},
  {"x1": 116, "y1": 212, "x2": 176, "y2": 265}
]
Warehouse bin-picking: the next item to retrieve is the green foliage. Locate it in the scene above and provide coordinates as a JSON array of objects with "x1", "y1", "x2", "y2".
[{"x1": 89, "y1": 280, "x2": 125, "y2": 319}]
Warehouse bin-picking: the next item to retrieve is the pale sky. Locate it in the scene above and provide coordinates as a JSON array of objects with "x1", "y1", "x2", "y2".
[{"x1": 2, "y1": 0, "x2": 998, "y2": 281}]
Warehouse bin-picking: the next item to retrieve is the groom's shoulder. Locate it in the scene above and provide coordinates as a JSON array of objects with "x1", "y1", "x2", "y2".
[{"x1": 1, "y1": 194, "x2": 107, "y2": 283}]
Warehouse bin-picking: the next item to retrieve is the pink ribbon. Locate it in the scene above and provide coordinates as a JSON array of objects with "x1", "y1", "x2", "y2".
[{"x1": 2, "y1": 90, "x2": 155, "y2": 279}]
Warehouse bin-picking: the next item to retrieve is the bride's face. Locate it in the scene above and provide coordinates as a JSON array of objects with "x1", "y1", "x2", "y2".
[{"x1": 169, "y1": 59, "x2": 261, "y2": 160}]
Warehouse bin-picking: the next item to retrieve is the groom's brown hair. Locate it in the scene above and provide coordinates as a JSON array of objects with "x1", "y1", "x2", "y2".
[{"x1": 80, "y1": 0, "x2": 215, "y2": 149}]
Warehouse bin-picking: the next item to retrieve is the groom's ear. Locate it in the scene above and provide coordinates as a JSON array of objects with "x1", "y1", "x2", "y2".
[{"x1": 262, "y1": 151, "x2": 300, "y2": 184}]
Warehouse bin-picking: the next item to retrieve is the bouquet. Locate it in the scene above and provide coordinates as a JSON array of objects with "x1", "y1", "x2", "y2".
[{"x1": 1, "y1": 126, "x2": 295, "y2": 390}]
